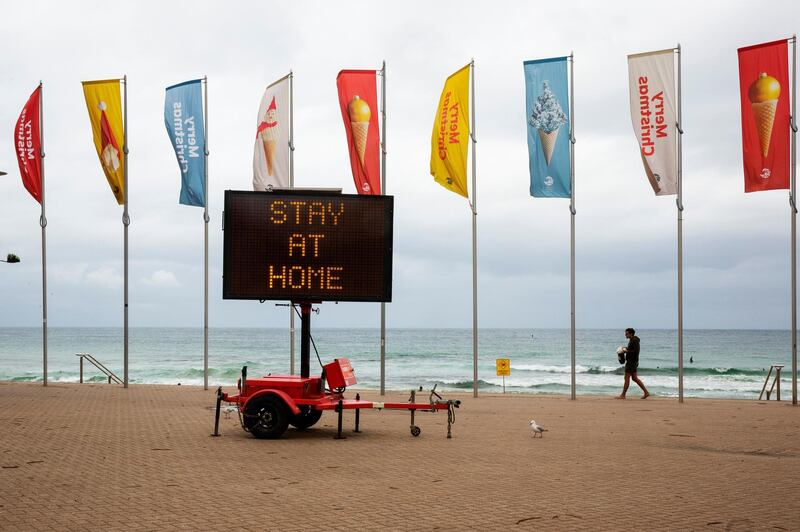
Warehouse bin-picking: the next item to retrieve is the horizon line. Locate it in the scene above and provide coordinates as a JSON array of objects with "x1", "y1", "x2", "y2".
[{"x1": 0, "y1": 325, "x2": 794, "y2": 332}]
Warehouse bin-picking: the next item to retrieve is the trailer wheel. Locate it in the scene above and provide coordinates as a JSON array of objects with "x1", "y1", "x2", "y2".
[
  {"x1": 410, "y1": 425, "x2": 421, "y2": 437},
  {"x1": 290, "y1": 406, "x2": 323, "y2": 429},
  {"x1": 244, "y1": 396, "x2": 289, "y2": 439}
]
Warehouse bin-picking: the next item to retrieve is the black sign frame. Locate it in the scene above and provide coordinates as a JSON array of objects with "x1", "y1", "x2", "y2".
[{"x1": 223, "y1": 190, "x2": 393, "y2": 302}]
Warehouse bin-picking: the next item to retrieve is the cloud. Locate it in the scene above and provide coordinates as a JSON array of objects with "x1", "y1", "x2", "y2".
[
  {"x1": 141, "y1": 270, "x2": 180, "y2": 287},
  {"x1": 49, "y1": 263, "x2": 89, "y2": 285},
  {"x1": 85, "y1": 267, "x2": 123, "y2": 290}
]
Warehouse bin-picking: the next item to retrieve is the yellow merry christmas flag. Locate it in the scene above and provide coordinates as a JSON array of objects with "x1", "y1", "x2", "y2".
[
  {"x1": 430, "y1": 64, "x2": 471, "y2": 198},
  {"x1": 82, "y1": 79, "x2": 125, "y2": 204}
]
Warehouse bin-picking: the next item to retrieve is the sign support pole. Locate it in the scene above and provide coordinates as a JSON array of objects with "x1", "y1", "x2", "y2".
[{"x1": 299, "y1": 302, "x2": 311, "y2": 378}]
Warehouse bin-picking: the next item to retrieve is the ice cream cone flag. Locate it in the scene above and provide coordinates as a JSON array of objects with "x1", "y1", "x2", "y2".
[
  {"x1": 524, "y1": 58, "x2": 571, "y2": 198},
  {"x1": 253, "y1": 76, "x2": 290, "y2": 191},
  {"x1": 82, "y1": 79, "x2": 125, "y2": 204},
  {"x1": 738, "y1": 39, "x2": 790, "y2": 192},
  {"x1": 337, "y1": 70, "x2": 381, "y2": 195}
]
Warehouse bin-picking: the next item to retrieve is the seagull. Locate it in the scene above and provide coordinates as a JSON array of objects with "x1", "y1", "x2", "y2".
[{"x1": 529, "y1": 420, "x2": 547, "y2": 438}]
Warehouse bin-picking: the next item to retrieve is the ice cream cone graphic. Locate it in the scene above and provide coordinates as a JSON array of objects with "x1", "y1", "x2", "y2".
[
  {"x1": 748, "y1": 72, "x2": 781, "y2": 159},
  {"x1": 538, "y1": 129, "x2": 560, "y2": 165},
  {"x1": 529, "y1": 81, "x2": 567, "y2": 167},
  {"x1": 258, "y1": 97, "x2": 279, "y2": 176},
  {"x1": 348, "y1": 95, "x2": 371, "y2": 168},
  {"x1": 262, "y1": 135, "x2": 277, "y2": 176}
]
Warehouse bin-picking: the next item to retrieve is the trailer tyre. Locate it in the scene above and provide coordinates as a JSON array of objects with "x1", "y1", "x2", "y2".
[
  {"x1": 244, "y1": 396, "x2": 289, "y2": 439},
  {"x1": 290, "y1": 406, "x2": 323, "y2": 429},
  {"x1": 410, "y1": 425, "x2": 421, "y2": 437}
]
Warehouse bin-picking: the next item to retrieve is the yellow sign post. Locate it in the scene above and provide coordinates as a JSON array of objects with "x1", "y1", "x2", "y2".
[{"x1": 496, "y1": 358, "x2": 510, "y2": 393}]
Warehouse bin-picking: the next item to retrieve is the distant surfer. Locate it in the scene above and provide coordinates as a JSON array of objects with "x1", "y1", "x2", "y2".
[{"x1": 690, "y1": 356, "x2": 693, "y2": 364}]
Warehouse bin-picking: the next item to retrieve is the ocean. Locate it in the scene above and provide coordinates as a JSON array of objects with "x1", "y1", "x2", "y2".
[{"x1": 0, "y1": 327, "x2": 793, "y2": 400}]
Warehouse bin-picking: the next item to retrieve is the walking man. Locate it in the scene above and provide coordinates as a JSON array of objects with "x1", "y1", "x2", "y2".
[{"x1": 617, "y1": 328, "x2": 650, "y2": 399}]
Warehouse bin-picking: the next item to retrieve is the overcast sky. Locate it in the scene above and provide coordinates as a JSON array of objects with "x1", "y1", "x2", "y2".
[{"x1": 1, "y1": 1, "x2": 798, "y2": 329}]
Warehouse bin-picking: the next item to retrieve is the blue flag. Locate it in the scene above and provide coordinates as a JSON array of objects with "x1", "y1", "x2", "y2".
[
  {"x1": 165, "y1": 80, "x2": 206, "y2": 207},
  {"x1": 524, "y1": 58, "x2": 571, "y2": 198}
]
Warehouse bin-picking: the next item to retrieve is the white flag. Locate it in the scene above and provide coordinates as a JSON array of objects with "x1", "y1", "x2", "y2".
[
  {"x1": 253, "y1": 75, "x2": 290, "y2": 190},
  {"x1": 627, "y1": 50, "x2": 677, "y2": 196}
]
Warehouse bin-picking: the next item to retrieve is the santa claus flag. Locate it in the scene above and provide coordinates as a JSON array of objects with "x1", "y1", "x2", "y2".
[
  {"x1": 14, "y1": 85, "x2": 42, "y2": 203},
  {"x1": 82, "y1": 79, "x2": 125, "y2": 204},
  {"x1": 253, "y1": 75, "x2": 290, "y2": 190},
  {"x1": 738, "y1": 39, "x2": 790, "y2": 192},
  {"x1": 336, "y1": 70, "x2": 381, "y2": 195}
]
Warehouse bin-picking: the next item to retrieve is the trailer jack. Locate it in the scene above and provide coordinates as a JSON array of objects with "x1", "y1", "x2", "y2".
[{"x1": 409, "y1": 385, "x2": 460, "y2": 438}]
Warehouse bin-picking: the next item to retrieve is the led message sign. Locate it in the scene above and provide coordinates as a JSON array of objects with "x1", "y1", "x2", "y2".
[{"x1": 223, "y1": 190, "x2": 393, "y2": 302}]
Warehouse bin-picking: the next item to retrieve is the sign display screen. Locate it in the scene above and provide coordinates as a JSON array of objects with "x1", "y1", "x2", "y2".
[{"x1": 223, "y1": 190, "x2": 393, "y2": 302}]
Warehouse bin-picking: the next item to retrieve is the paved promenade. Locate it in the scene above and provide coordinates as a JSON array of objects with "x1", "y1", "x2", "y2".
[{"x1": 1, "y1": 382, "x2": 798, "y2": 530}]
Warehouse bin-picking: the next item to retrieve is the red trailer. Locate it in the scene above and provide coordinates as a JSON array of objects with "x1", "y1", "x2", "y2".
[{"x1": 214, "y1": 356, "x2": 460, "y2": 440}]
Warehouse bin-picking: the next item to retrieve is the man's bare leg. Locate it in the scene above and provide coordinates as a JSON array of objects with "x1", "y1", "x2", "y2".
[
  {"x1": 617, "y1": 373, "x2": 631, "y2": 399},
  {"x1": 632, "y1": 373, "x2": 649, "y2": 398}
]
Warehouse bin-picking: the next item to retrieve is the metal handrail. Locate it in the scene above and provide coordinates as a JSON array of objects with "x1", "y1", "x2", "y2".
[
  {"x1": 759, "y1": 365, "x2": 784, "y2": 401},
  {"x1": 76, "y1": 353, "x2": 123, "y2": 385}
]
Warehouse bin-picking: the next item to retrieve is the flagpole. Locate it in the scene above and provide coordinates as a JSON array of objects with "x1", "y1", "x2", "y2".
[
  {"x1": 122, "y1": 74, "x2": 129, "y2": 389},
  {"x1": 380, "y1": 60, "x2": 387, "y2": 396},
  {"x1": 790, "y1": 34, "x2": 797, "y2": 405},
  {"x1": 289, "y1": 70, "x2": 296, "y2": 375},
  {"x1": 203, "y1": 75, "x2": 209, "y2": 391},
  {"x1": 39, "y1": 81, "x2": 48, "y2": 388},
  {"x1": 470, "y1": 59, "x2": 478, "y2": 399},
  {"x1": 676, "y1": 45, "x2": 684, "y2": 403},
  {"x1": 569, "y1": 53, "x2": 576, "y2": 400}
]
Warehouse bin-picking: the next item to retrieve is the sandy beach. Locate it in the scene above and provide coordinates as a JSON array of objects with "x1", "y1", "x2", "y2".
[{"x1": 0, "y1": 382, "x2": 798, "y2": 531}]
